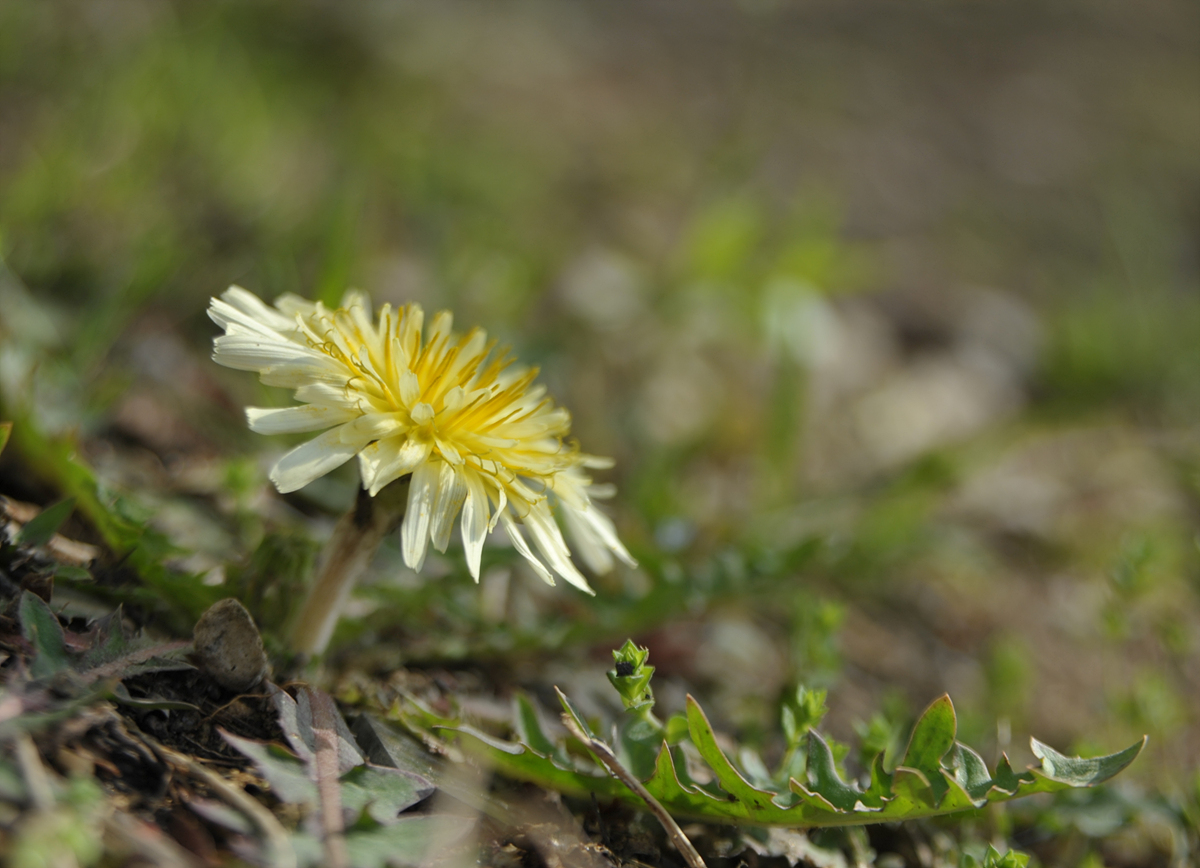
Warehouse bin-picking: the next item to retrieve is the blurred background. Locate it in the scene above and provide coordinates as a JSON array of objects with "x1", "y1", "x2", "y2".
[{"x1": 0, "y1": 1, "x2": 1197, "y2": 862}]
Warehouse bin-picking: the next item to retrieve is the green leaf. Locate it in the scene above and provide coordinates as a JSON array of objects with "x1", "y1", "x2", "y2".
[
  {"x1": 948, "y1": 742, "x2": 993, "y2": 802},
  {"x1": 801, "y1": 731, "x2": 863, "y2": 811},
  {"x1": 1030, "y1": 736, "x2": 1146, "y2": 787},
  {"x1": 339, "y1": 765, "x2": 435, "y2": 824},
  {"x1": 685, "y1": 695, "x2": 788, "y2": 818},
  {"x1": 425, "y1": 644, "x2": 1147, "y2": 830},
  {"x1": 897, "y1": 694, "x2": 956, "y2": 804},
  {"x1": 617, "y1": 715, "x2": 665, "y2": 782},
  {"x1": 974, "y1": 844, "x2": 1030, "y2": 868},
  {"x1": 16, "y1": 498, "x2": 76, "y2": 548},
  {"x1": 19, "y1": 591, "x2": 69, "y2": 679},
  {"x1": 452, "y1": 722, "x2": 628, "y2": 801},
  {"x1": 858, "y1": 753, "x2": 893, "y2": 808},
  {"x1": 0, "y1": 422, "x2": 11, "y2": 458},
  {"x1": 513, "y1": 693, "x2": 559, "y2": 759},
  {"x1": 781, "y1": 685, "x2": 828, "y2": 748},
  {"x1": 220, "y1": 731, "x2": 315, "y2": 804},
  {"x1": 900, "y1": 694, "x2": 956, "y2": 774},
  {"x1": 293, "y1": 816, "x2": 474, "y2": 868}
]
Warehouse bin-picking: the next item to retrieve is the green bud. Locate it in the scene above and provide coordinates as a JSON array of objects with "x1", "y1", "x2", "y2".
[{"x1": 607, "y1": 639, "x2": 656, "y2": 713}]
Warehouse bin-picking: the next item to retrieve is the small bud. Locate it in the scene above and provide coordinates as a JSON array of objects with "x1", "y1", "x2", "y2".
[{"x1": 607, "y1": 639, "x2": 655, "y2": 713}]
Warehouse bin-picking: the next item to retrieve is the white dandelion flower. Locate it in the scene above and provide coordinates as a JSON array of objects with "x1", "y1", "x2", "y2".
[{"x1": 209, "y1": 286, "x2": 635, "y2": 596}]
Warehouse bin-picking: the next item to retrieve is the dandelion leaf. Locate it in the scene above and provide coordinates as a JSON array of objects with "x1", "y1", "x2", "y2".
[{"x1": 426, "y1": 644, "x2": 1146, "y2": 829}]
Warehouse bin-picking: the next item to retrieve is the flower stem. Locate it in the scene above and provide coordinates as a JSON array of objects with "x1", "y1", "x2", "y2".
[{"x1": 287, "y1": 480, "x2": 409, "y2": 657}]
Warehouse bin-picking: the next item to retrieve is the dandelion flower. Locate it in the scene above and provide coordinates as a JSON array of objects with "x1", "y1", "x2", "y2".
[{"x1": 209, "y1": 286, "x2": 635, "y2": 595}]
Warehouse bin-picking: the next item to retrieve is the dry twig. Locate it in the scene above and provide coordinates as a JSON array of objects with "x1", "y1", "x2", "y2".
[{"x1": 560, "y1": 714, "x2": 707, "y2": 868}]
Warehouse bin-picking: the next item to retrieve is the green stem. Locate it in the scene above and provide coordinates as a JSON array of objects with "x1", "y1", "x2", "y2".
[{"x1": 287, "y1": 479, "x2": 408, "y2": 657}]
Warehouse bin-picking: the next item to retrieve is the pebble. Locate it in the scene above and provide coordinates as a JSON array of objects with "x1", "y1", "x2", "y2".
[{"x1": 192, "y1": 598, "x2": 270, "y2": 693}]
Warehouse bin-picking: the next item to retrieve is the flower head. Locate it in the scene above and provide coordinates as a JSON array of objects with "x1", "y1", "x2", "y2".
[{"x1": 208, "y1": 286, "x2": 635, "y2": 592}]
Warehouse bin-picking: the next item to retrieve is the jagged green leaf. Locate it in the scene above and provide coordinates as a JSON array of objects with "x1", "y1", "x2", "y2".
[
  {"x1": 221, "y1": 728, "x2": 433, "y2": 823},
  {"x1": 948, "y1": 742, "x2": 994, "y2": 802},
  {"x1": 1030, "y1": 736, "x2": 1146, "y2": 787},
  {"x1": 685, "y1": 695, "x2": 796, "y2": 821},
  {"x1": 292, "y1": 816, "x2": 474, "y2": 868},
  {"x1": 452, "y1": 721, "x2": 628, "y2": 801},
  {"x1": 16, "y1": 498, "x2": 75, "y2": 548},
  {"x1": 418, "y1": 645, "x2": 1147, "y2": 829},
  {"x1": 19, "y1": 591, "x2": 69, "y2": 679},
  {"x1": 339, "y1": 764, "x2": 435, "y2": 824},
  {"x1": 897, "y1": 694, "x2": 955, "y2": 805},
  {"x1": 800, "y1": 731, "x2": 863, "y2": 811},
  {"x1": 961, "y1": 844, "x2": 1031, "y2": 868},
  {"x1": 221, "y1": 731, "x2": 315, "y2": 803}
]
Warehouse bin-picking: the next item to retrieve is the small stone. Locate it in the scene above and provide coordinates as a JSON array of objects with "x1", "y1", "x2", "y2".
[{"x1": 192, "y1": 598, "x2": 269, "y2": 693}]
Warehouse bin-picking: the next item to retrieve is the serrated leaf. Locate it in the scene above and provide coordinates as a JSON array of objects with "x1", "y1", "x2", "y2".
[
  {"x1": 901, "y1": 694, "x2": 956, "y2": 774},
  {"x1": 618, "y1": 715, "x2": 665, "y2": 782},
  {"x1": 1030, "y1": 736, "x2": 1146, "y2": 787},
  {"x1": 446, "y1": 658, "x2": 1146, "y2": 830},
  {"x1": 78, "y1": 609, "x2": 130, "y2": 669},
  {"x1": 16, "y1": 498, "x2": 76, "y2": 548},
  {"x1": 934, "y1": 770, "x2": 979, "y2": 812},
  {"x1": 899, "y1": 694, "x2": 956, "y2": 804},
  {"x1": 50, "y1": 564, "x2": 93, "y2": 582},
  {"x1": 221, "y1": 730, "x2": 315, "y2": 804},
  {"x1": 338, "y1": 764, "x2": 435, "y2": 824},
  {"x1": 948, "y1": 742, "x2": 993, "y2": 802},
  {"x1": 858, "y1": 753, "x2": 893, "y2": 808},
  {"x1": 513, "y1": 693, "x2": 560, "y2": 759},
  {"x1": 19, "y1": 591, "x2": 69, "y2": 679},
  {"x1": 293, "y1": 815, "x2": 474, "y2": 868},
  {"x1": 991, "y1": 753, "x2": 1025, "y2": 793},
  {"x1": 272, "y1": 686, "x2": 364, "y2": 775},
  {"x1": 229, "y1": 735, "x2": 307, "y2": 794},
  {"x1": 685, "y1": 695, "x2": 791, "y2": 819},
  {"x1": 452, "y1": 723, "x2": 628, "y2": 801},
  {"x1": 800, "y1": 731, "x2": 862, "y2": 811}
]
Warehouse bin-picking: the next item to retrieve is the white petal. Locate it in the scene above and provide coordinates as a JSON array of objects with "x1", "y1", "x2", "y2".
[
  {"x1": 430, "y1": 464, "x2": 468, "y2": 553},
  {"x1": 273, "y1": 292, "x2": 319, "y2": 318},
  {"x1": 561, "y1": 501, "x2": 637, "y2": 573},
  {"x1": 488, "y1": 487, "x2": 507, "y2": 533},
  {"x1": 365, "y1": 437, "x2": 431, "y2": 496},
  {"x1": 435, "y1": 437, "x2": 463, "y2": 466},
  {"x1": 341, "y1": 413, "x2": 403, "y2": 442},
  {"x1": 460, "y1": 471, "x2": 490, "y2": 580},
  {"x1": 401, "y1": 460, "x2": 439, "y2": 572},
  {"x1": 269, "y1": 426, "x2": 361, "y2": 493},
  {"x1": 258, "y1": 358, "x2": 349, "y2": 387},
  {"x1": 246, "y1": 404, "x2": 357, "y2": 435},
  {"x1": 209, "y1": 286, "x2": 296, "y2": 333},
  {"x1": 561, "y1": 503, "x2": 612, "y2": 574},
  {"x1": 294, "y1": 382, "x2": 363, "y2": 410},
  {"x1": 441, "y1": 386, "x2": 467, "y2": 415},
  {"x1": 579, "y1": 453, "x2": 616, "y2": 470},
  {"x1": 523, "y1": 503, "x2": 594, "y2": 594},
  {"x1": 340, "y1": 289, "x2": 373, "y2": 325},
  {"x1": 500, "y1": 512, "x2": 555, "y2": 586},
  {"x1": 212, "y1": 334, "x2": 324, "y2": 373},
  {"x1": 399, "y1": 369, "x2": 421, "y2": 407}
]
